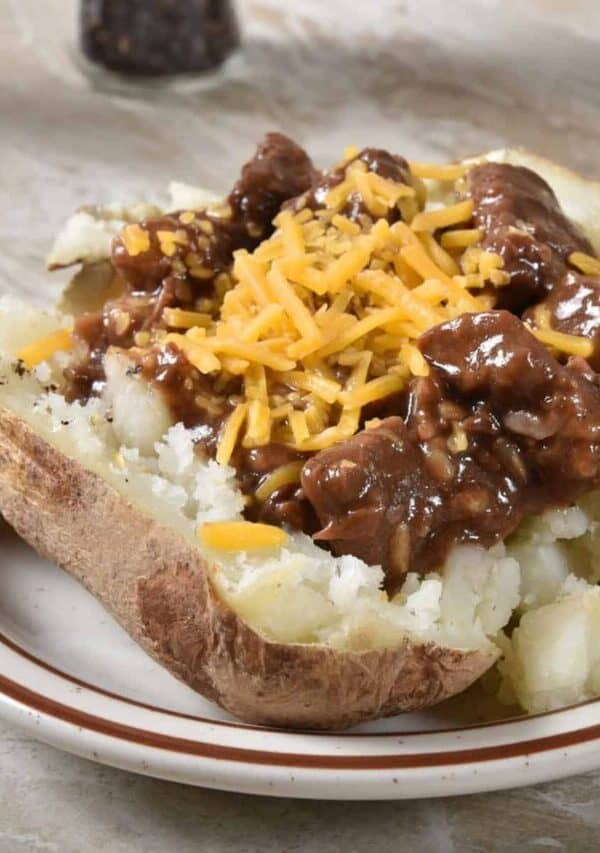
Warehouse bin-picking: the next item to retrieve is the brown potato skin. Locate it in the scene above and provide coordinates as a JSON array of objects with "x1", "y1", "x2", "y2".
[{"x1": 0, "y1": 402, "x2": 497, "y2": 730}]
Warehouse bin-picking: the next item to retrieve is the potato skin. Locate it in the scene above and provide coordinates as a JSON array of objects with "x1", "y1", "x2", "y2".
[{"x1": 0, "y1": 406, "x2": 497, "y2": 730}]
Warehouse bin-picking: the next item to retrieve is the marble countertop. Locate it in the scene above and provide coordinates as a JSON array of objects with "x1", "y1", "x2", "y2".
[
  {"x1": 3, "y1": 0, "x2": 600, "y2": 849},
  {"x1": 2, "y1": 717, "x2": 600, "y2": 853}
]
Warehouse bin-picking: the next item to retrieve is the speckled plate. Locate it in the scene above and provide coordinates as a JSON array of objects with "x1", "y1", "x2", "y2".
[{"x1": 1, "y1": 520, "x2": 600, "y2": 799}]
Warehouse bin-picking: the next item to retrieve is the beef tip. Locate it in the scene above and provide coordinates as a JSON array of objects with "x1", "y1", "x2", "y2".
[
  {"x1": 228, "y1": 132, "x2": 317, "y2": 237},
  {"x1": 112, "y1": 212, "x2": 253, "y2": 296},
  {"x1": 524, "y1": 271, "x2": 600, "y2": 369},
  {"x1": 301, "y1": 416, "x2": 442, "y2": 587},
  {"x1": 88, "y1": 210, "x2": 250, "y2": 394},
  {"x1": 468, "y1": 163, "x2": 593, "y2": 313},
  {"x1": 419, "y1": 311, "x2": 600, "y2": 475},
  {"x1": 419, "y1": 311, "x2": 600, "y2": 521},
  {"x1": 113, "y1": 132, "x2": 315, "y2": 296},
  {"x1": 301, "y1": 381, "x2": 519, "y2": 592},
  {"x1": 65, "y1": 291, "x2": 170, "y2": 399},
  {"x1": 420, "y1": 309, "x2": 560, "y2": 409},
  {"x1": 295, "y1": 147, "x2": 417, "y2": 224},
  {"x1": 356, "y1": 148, "x2": 413, "y2": 182},
  {"x1": 302, "y1": 310, "x2": 600, "y2": 592},
  {"x1": 71, "y1": 134, "x2": 315, "y2": 402}
]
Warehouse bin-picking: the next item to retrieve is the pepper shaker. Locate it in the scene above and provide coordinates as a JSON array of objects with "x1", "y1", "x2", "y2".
[{"x1": 80, "y1": 0, "x2": 240, "y2": 76}]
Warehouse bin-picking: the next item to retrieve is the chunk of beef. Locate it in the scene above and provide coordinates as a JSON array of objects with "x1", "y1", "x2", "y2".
[
  {"x1": 112, "y1": 213, "x2": 253, "y2": 296},
  {"x1": 302, "y1": 311, "x2": 600, "y2": 592},
  {"x1": 420, "y1": 311, "x2": 600, "y2": 482},
  {"x1": 113, "y1": 132, "x2": 315, "y2": 296},
  {"x1": 68, "y1": 133, "x2": 315, "y2": 401},
  {"x1": 64, "y1": 278, "x2": 183, "y2": 399},
  {"x1": 524, "y1": 271, "x2": 600, "y2": 369},
  {"x1": 468, "y1": 163, "x2": 593, "y2": 313},
  {"x1": 229, "y1": 132, "x2": 318, "y2": 237},
  {"x1": 301, "y1": 415, "x2": 442, "y2": 583}
]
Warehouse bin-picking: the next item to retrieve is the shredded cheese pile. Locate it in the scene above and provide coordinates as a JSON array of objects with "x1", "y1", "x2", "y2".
[
  {"x1": 21, "y1": 151, "x2": 599, "y2": 469},
  {"x1": 161, "y1": 152, "x2": 511, "y2": 462}
]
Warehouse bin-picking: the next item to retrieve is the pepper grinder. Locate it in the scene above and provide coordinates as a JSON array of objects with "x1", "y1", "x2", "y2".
[{"x1": 80, "y1": 0, "x2": 240, "y2": 76}]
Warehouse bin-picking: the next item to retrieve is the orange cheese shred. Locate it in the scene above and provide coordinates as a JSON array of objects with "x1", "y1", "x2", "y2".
[
  {"x1": 18, "y1": 328, "x2": 73, "y2": 369},
  {"x1": 199, "y1": 521, "x2": 287, "y2": 551}
]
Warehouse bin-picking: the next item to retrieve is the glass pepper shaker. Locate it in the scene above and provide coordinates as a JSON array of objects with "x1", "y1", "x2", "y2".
[{"x1": 80, "y1": 0, "x2": 240, "y2": 76}]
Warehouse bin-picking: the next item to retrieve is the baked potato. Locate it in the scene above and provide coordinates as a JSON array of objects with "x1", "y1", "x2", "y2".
[
  {"x1": 1, "y1": 143, "x2": 600, "y2": 729},
  {"x1": 0, "y1": 322, "x2": 501, "y2": 729}
]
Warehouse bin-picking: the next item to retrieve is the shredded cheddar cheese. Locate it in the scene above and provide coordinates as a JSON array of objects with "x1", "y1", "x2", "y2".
[
  {"x1": 440, "y1": 228, "x2": 483, "y2": 249},
  {"x1": 569, "y1": 251, "x2": 600, "y2": 276},
  {"x1": 18, "y1": 328, "x2": 73, "y2": 368},
  {"x1": 254, "y1": 460, "x2": 304, "y2": 502},
  {"x1": 27, "y1": 146, "x2": 593, "y2": 470},
  {"x1": 199, "y1": 521, "x2": 287, "y2": 551},
  {"x1": 417, "y1": 232, "x2": 460, "y2": 277},
  {"x1": 289, "y1": 409, "x2": 310, "y2": 444},
  {"x1": 339, "y1": 373, "x2": 405, "y2": 407},
  {"x1": 410, "y1": 199, "x2": 474, "y2": 232},
  {"x1": 215, "y1": 403, "x2": 247, "y2": 465},
  {"x1": 115, "y1": 150, "x2": 521, "y2": 458},
  {"x1": 408, "y1": 162, "x2": 467, "y2": 181},
  {"x1": 529, "y1": 326, "x2": 594, "y2": 359},
  {"x1": 121, "y1": 224, "x2": 150, "y2": 256},
  {"x1": 400, "y1": 244, "x2": 481, "y2": 311},
  {"x1": 245, "y1": 397, "x2": 271, "y2": 447},
  {"x1": 163, "y1": 308, "x2": 212, "y2": 329}
]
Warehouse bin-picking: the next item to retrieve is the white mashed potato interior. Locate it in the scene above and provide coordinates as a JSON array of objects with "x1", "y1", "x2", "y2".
[{"x1": 1, "y1": 297, "x2": 600, "y2": 716}]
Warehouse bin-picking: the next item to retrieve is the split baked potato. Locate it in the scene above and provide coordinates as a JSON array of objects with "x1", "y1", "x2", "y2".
[{"x1": 1, "y1": 147, "x2": 600, "y2": 729}]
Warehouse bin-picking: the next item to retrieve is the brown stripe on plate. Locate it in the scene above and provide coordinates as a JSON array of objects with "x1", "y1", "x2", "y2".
[
  {"x1": 3, "y1": 668, "x2": 600, "y2": 769},
  {"x1": 2, "y1": 630, "x2": 599, "y2": 739}
]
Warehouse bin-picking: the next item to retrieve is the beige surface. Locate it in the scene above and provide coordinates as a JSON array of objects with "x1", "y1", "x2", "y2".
[{"x1": 2, "y1": 0, "x2": 600, "y2": 848}]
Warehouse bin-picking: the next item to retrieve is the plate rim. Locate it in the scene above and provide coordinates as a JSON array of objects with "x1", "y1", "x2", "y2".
[
  {"x1": 3, "y1": 629, "x2": 600, "y2": 772},
  {"x1": 4, "y1": 626, "x2": 600, "y2": 740}
]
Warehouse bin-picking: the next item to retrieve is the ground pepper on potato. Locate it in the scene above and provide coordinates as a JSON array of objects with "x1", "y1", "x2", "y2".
[{"x1": 58, "y1": 137, "x2": 600, "y2": 590}]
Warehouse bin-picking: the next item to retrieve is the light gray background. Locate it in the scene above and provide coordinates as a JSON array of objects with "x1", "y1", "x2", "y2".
[{"x1": 2, "y1": 0, "x2": 600, "y2": 849}]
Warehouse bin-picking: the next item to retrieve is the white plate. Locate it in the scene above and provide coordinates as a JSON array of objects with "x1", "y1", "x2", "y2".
[{"x1": 1, "y1": 520, "x2": 600, "y2": 800}]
